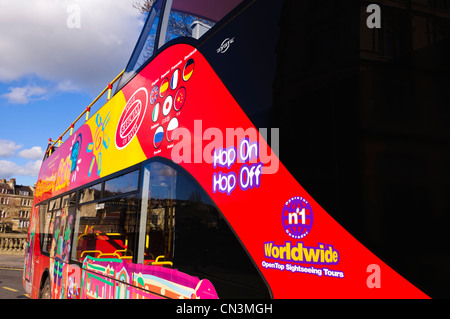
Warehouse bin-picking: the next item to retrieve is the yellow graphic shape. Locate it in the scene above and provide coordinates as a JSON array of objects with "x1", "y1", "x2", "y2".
[{"x1": 86, "y1": 91, "x2": 146, "y2": 178}]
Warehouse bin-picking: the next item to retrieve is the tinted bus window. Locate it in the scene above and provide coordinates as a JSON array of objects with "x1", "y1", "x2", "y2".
[
  {"x1": 118, "y1": 0, "x2": 163, "y2": 90},
  {"x1": 72, "y1": 195, "x2": 138, "y2": 263},
  {"x1": 163, "y1": 1, "x2": 215, "y2": 43},
  {"x1": 62, "y1": 192, "x2": 77, "y2": 208},
  {"x1": 104, "y1": 170, "x2": 139, "y2": 197},
  {"x1": 51, "y1": 205, "x2": 76, "y2": 263},
  {"x1": 38, "y1": 203, "x2": 48, "y2": 252},
  {"x1": 162, "y1": 0, "x2": 244, "y2": 43},
  {"x1": 48, "y1": 197, "x2": 60, "y2": 211},
  {"x1": 140, "y1": 160, "x2": 270, "y2": 299},
  {"x1": 40, "y1": 201, "x2": 57, "y2": 254},
  {"x1": 141, "y1": 162, "x2": 176, "y2": 266},
  {"x1": 118, "y1": 0, "x2": 244, "y2": 92},
  {"x1": 79, "y1": 182, "x2": 102, "y2": 203}
]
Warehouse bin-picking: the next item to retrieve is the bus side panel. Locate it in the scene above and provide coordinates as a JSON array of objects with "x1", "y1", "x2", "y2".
[
  {"x1": 29, "y1": 40, "x2": 428, "y2": 298},
  {"x1": 118, "y1": 43, "x2": 428, "y2": 298},
  {"x1": 23, "y1": 204, "x2": 48, "y2": 299},
  {"x1": 34, "y1": 121, "x2": 97, "y2": 204}
]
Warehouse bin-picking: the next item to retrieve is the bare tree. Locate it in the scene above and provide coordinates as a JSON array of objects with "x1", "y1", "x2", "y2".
[{"x1": 133, "y1": 0, "x2": 155, "y2": 13}]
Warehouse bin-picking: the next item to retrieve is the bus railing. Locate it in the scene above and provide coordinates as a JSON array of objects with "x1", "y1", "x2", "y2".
[{"x1": 45, "y1": 69, "x2": 125, "y2": 158}]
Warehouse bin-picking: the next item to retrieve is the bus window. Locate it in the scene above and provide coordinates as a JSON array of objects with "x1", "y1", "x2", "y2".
[
  {"x1": 117, "y1": 0, "x2": 164, "y2": 90},
  {"x1": 104, "y1": 170, "x2": 139, "y2": 197},
  {"x1": 141, "y1": 161, "x2": 177, "y2": 266},
  {"x1": 139, "y1": 160, "x2": 270, "y2": 299},
  {"x1": 161, "y1": 0, "x2": 244, "y2": 44},
  {"x1": 51, "y1": 205, "x2": 76, "y2": 262},
  {"x1": 49, "y1": 197, "x2": 61, "y2": 211},
  {"x1": 62, "y1": 192, "x2": 77, "y2": 208},
  {"x1": 79, "y1": 182, "x2": 102, "y2": 204},
  {"x1": 117, "y1": 0, "x2": 244, "y2": 93},
  {"x1": 38, "y1": 203, "x2": 48, "y2": 253},
  {"x1": 40, "y1": 201, "x2": 57, "y2": 254},
  {"x1": 72, "y1": 195, "x2": 139, "y2": 265}
]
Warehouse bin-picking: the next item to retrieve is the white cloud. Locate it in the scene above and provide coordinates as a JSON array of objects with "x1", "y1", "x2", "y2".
[
  {"x1": 0, "y1": 0, "x2": 145, "y2": 94},
  {"x1": 0, "y1": 140, "x2": 43, "y2": 180},
  {"x1": 2, "y1": 85, "x2": 48, "y2": 104},
  {"x1": 55, "y1": 80, "x2": 80, "y2": 93},
  {"x1": 0, "y1": 139, "x2": 22, "y2": 158},
  {"x1": 0, "y1": 160, "x2": 42, "y2": 178},
  {"x1": 18, "y1": 146, "x2": 45, "y2": 160},
  {"x1": 0, "y1": 139, "x2": 44, "y2": 160}
]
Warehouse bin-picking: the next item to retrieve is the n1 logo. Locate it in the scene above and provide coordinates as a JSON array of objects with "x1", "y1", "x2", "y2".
[
  {"x1": 281, "y1": 196, "x2": 313, "y2": 240},
  {"x1": 289, "y1": 207, "x2": 306, "y2": 225}
]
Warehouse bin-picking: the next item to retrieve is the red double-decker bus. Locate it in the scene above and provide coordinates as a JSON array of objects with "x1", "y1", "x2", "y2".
[{"x1": 22, "y1": 0, "x2": 436, "y2": 299}]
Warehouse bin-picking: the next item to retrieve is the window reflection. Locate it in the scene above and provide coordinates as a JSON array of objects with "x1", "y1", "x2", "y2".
[
  {"x1": 117, "y1": 0, "x2": 244, "y2": 92},
  {"x1": 62, "y1": 192, "x2": 76, "y2": 208},
  {"x1": 79, "y1": 182, "x2": 101, "y2": 203},
  {"x1": 104, "y1": 170, "x2": 139, "y2": 197},
  {"x1": 140, "y1": 159, "x2": 270, "y2": 298},
  {"x1": 164, "y1": 10, "x2": 214, "y2": 43},
  {"x1": 117, "y1": 0, "x2": 163, "y2": 91},
  {"x1": 72, "y1": 195, "x2": 138, "y2": 266}
]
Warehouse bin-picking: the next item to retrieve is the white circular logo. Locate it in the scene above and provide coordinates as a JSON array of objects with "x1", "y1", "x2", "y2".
[
  {"x1": 162, "y1": 95, "x2": 173, "y2": 117},
  {"x1": 115, "y1": 87, "x2": 148, "y2": 150}
]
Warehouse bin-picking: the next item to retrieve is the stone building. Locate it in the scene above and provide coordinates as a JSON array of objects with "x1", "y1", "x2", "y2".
[{"x1": 0, "y1": 178, "x2": 35, "y2": 233}]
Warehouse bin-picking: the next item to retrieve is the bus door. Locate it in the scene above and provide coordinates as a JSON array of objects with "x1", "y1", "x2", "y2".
[{"x1": 23, "y1": 204, "x2": 39, "y2": 296}]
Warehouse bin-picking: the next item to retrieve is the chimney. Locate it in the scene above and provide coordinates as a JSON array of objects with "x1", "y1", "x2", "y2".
[{"x1": 7, "y1": 178, "x2": 16, "y2": 190}]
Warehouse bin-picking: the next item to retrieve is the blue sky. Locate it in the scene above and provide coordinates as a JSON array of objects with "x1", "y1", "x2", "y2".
[{"x1": 0, "y1": 0, "x2": 146, "y2": 186}]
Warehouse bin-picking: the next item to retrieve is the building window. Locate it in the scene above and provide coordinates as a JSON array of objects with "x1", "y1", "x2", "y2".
[
  {"x1": 19, "y1": 210, "x2": 30, "y2": 218},
  {"x1": 377, "y1": 15, "x2": 410, "y2": 59},
  {"x1": 429, "y1": 0, "x2": 450, "y2": 10}
]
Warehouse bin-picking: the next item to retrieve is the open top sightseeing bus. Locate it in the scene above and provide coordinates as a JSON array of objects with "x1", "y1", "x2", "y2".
[{"x1": 23, "y1": 0, "x2": 444, "y2": 299}]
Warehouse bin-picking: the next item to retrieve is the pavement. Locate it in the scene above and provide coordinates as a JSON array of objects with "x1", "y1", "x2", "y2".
[{"x1": 0, "y1": 255, "x2": 25, "y2": 270}]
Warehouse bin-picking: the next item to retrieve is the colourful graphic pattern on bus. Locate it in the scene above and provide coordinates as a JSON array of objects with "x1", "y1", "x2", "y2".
[
  {"x1": 80, "y1": 256, "x2": 217, "y2": 299},
  {"x1": 40, "y1": 256, "x2": 217, "y2": 299}
]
